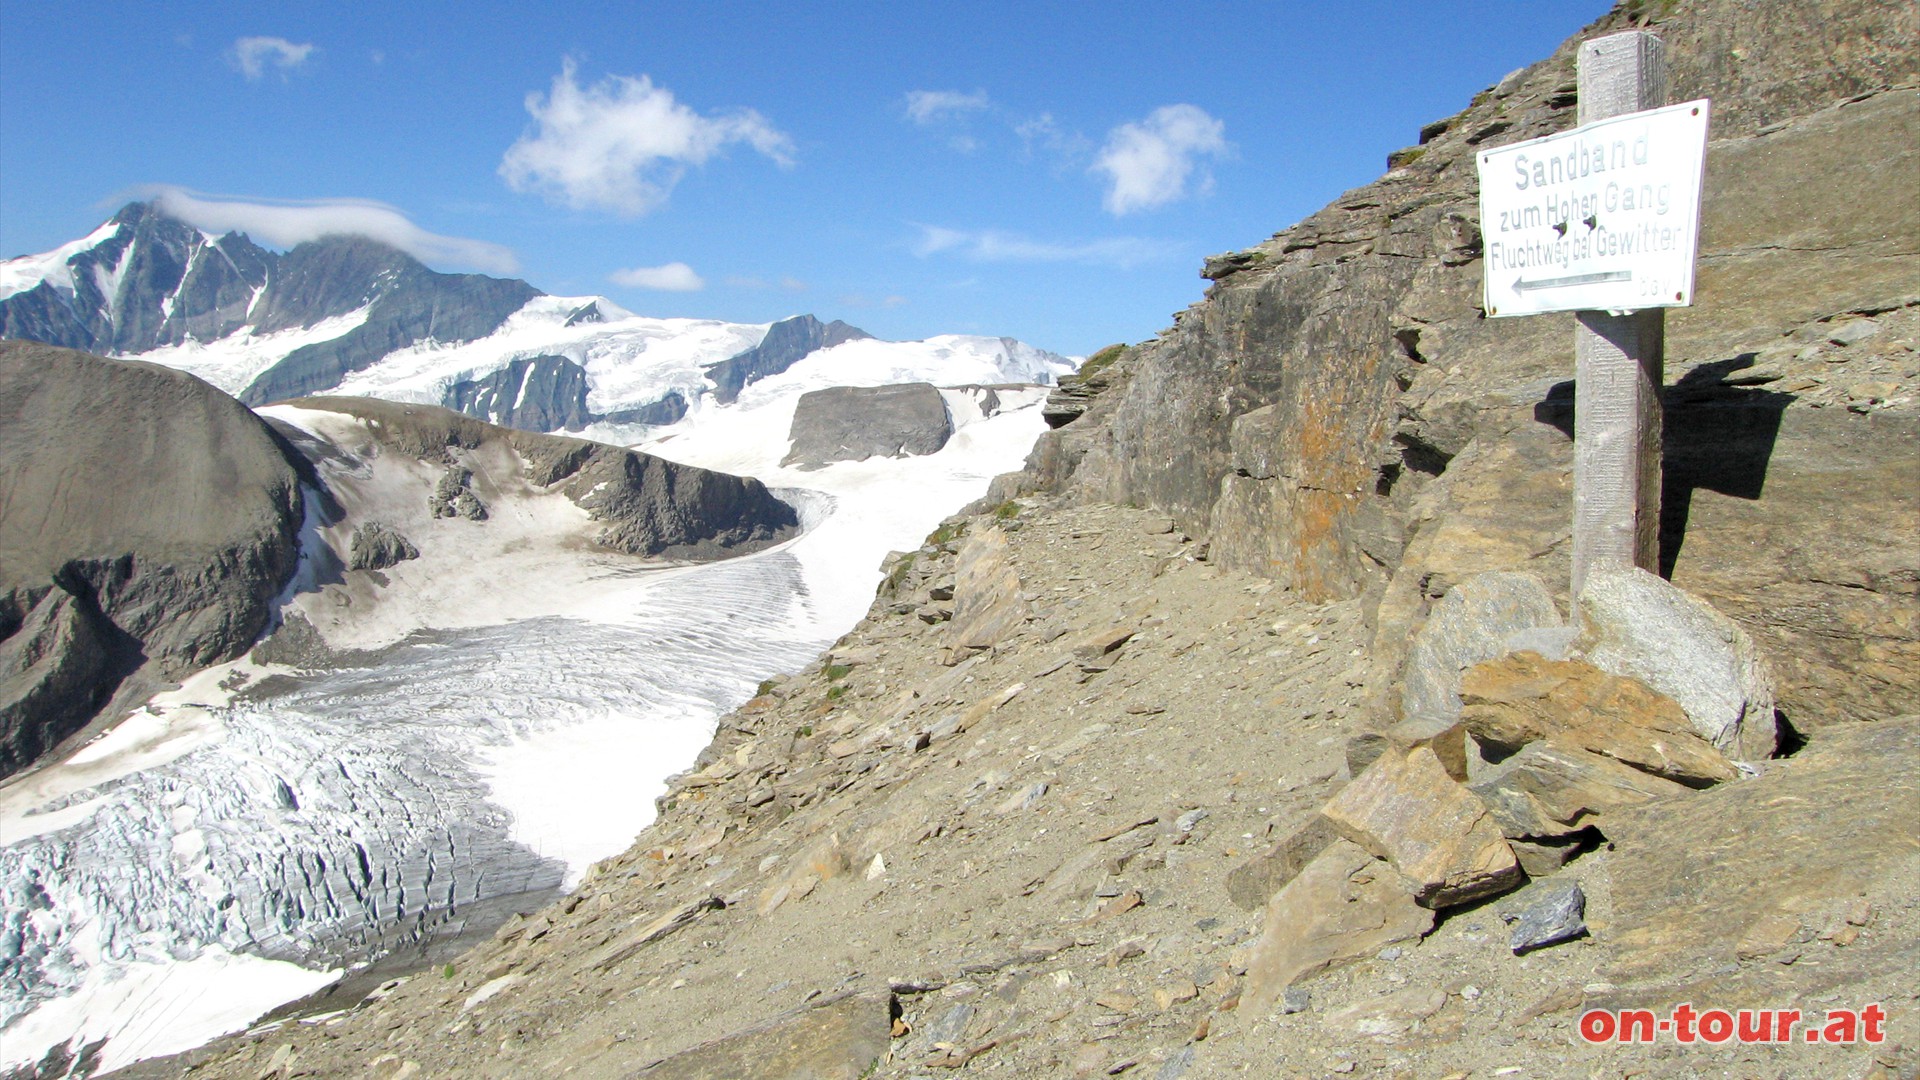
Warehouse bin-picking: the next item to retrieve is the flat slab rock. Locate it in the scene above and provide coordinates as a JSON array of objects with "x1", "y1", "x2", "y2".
[
  {"x1": 1601, "y1": 715, "x2": 1920, "y2": 982},
  {"x1": 631, "y1": 991, "x2": 893, "y2": 1079},
  {"x1": 1242, "y1": 838, "x2": 1434, "y2": 1016},
  {"x1": 1321, "y1": 745, "x2": 1522, "y2": 909},
  {"x1": 1462, "y1": 651, "x2": 1738, "y2": 786},
  {"x1": 1468, "y1": 739, "x2": 1693, "y2": 840},
  {"x1": 946, "y1": 525, "x2": 1027, "y2": 653},
  {"x1": 1576, "y1": 565, "x2": 1779, "y2": 762}
]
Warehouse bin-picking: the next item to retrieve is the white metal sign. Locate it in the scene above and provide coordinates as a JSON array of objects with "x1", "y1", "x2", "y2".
[{"x1": 1477, "y1": 99, "x2": 1710, "y2": 317}]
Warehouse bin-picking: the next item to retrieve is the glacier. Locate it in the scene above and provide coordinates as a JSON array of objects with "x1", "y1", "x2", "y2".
[{"x1": 0, "y1": 338, "x2": 1062, "y2": 1075}]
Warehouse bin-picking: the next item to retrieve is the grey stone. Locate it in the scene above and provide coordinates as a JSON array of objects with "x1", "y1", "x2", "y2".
[
  {"x1": 1500, "y1": 625, "x2": 1579, "y2": 661},
  {"x1": 1507, "y1": 880, "x2": 1587, "y2": 953},
  {"x1": 1826, "y1": 317, "x2": 1882, "y2": 345},
  {"x1": 1281, "y1": 986, "x2": 1311, "y2": 1014},
  {"x1": 1401, "y1": 572, "x2": 1563, "y2": 727},
  {"x1": 782, "y1": 382, "x2": 953, "y2": 467},
  {"x1": 1468, "y1": 740, "x2": 1692, "y2": 840},
  {"x1": 636, "y1": 991, "x2": 892, "y2": 1079},
  {"x1": 1574, "y1": 565, "x2": 1779, "y2": 761},
  {"x1": 1154, "y1": 1044, "x2": 1197, "y2": 1080},
  {"x1": 921, "y1": 1002, "x2": 975, "y2": 1048}
]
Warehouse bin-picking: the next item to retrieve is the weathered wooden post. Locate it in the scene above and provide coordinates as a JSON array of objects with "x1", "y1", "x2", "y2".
[
  {"x1": 1571, "y1": 31, "x2": 1668, "y2": 600},
  {"x1": 1475, "y1": 29, "x2": 1709, "y2": 604}
]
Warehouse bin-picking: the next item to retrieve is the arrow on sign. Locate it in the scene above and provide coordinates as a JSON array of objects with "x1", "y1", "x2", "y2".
[{"x1": 1513, "y1": 270, "x2": 1633, "y2": 292}]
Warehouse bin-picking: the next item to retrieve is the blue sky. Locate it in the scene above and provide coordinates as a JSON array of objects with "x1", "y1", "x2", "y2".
[{"x1": 0, "y1": 1, "x2": 1607, "y2": 356}]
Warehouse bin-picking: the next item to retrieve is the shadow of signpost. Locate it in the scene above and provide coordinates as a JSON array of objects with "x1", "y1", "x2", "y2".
[{"x1": 1533, "y1": 353, "x2": 1793, "y2": 578}]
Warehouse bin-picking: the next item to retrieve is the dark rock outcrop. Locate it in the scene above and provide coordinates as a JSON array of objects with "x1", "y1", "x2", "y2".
[
  {"x1": 780, "y1": 382, "x2": 952, "y2": 467},
  {"x1": 0, "y1": 202, "x2": 272, "y2": 355},
  {"x1": 346, "y1": 522, "x2": 419, "y2": 571},
  {"x1": 704, "y1": 315, "x2": 871, "y2": 404},
  {"x1": 428, "y1": 466, "x2": 489, "y2": 521},
  {"x1": 600, "y1": 390, "x2": 689, "y2": 428},
  {"x1": 0, "y1": 342, "x2": 304, "y2": 777},
  {"x1": 238, "y1": 238, "x2": 539, "y2": 405},
  {"x1": 1031, "y1": 0, "x2": 1920, "y2": 731},
  {"x1": 439, "y1": 354, "x2": 690, "y2": 433},
  {"x1": 297, "y1": 397, "x2": 800, "y2": 559},
  {"x1": 441, "y1": 354, "x2": 596, "y2": 433}
]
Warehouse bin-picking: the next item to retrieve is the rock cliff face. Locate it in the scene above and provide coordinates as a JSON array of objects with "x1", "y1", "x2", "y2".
[
  {"x1": 1033, "y1": 0, "x2": 1920, "y2": 730},
  {"x1": 0, "y1": 343, "x2": 304, "y2": 778},
  {"x1": 235, "y1": 241, "x2": 539, "y2": 406},
  {"x1": 703, "y1": 315, "x2": 871, "y2": 404},
  {"x1": 781, "y1": 382, "x2": 953, "y2": 467}
]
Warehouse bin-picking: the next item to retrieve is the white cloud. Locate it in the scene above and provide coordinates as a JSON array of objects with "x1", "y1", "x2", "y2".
[
  {"x1": 1015, "y1": 113, "x2": 1091, "y2": 162},
  {"x1": 501, "y1": 59, "x2": 793, "y2": 217},
  {"x1": 1092, "y1": 104, "x2": 1229, "y2": 215},
  {"x1": 610, "y1": 262, "x2": 705, "y2": 292},
  {"x1": 912, "y1": 224, "x2": 1173, "y2": 269},
  {"x1": 145, "y1": 187, "x2": 518, "y2": 274},
  {"x1": 905, "y1": 89, "x2": 990, "y2": 125},
  {"x1": 231, "y1": 36, "x2": 315, "y2": 80}
]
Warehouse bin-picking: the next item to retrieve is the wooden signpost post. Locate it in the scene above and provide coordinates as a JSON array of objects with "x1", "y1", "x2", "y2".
[{"x1": 1476, "y1": 29, "x2": 1710, "y2": 601}]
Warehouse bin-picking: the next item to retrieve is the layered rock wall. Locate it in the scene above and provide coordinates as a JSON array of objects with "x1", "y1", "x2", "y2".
[{"x1": 1033, "y1": 0, "x2": 1920, "y2": 728}]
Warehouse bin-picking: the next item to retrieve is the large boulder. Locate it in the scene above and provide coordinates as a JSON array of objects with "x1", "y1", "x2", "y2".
[
  {"x1": 781, "y1": 382, "x2": 953, "y2": 468},
  {"x1": 1461, "y1": 651, "x2": 1740, "y2": 786},
  {"x1": 1399, "y1": 571, "x2": 1563, "y2": 726},
  {"x1": 0, "y1": 342, "x2": 305, "y2": 777},
  {"x1": 944, "y1": 525, "x2": 1027, "y2": 657},
  {"x1": 1574, "y1": 564, "x2": 1779, "y2": 761},
  {"x1": 1320, "y1": 744, "x2": 1523, "y2": 909},
  {"x1": 1242, "y1": 839, "x2": 1434, "y2": 1015}
]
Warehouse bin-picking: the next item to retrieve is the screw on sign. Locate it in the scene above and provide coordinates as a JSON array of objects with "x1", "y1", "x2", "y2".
[{"x1": 1473, "y1": 29, "x2": 1710, "y2": 600}]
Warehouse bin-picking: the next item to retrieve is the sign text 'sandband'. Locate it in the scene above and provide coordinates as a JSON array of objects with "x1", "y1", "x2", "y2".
[{"x1": 1477, "y1": 99, "x2": 1710, "y2": 317}]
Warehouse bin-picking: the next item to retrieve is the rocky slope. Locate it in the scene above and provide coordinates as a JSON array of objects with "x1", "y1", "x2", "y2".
[
  {"x1": 88, "y1": 0, "x2": 1920, "y2": 1077},
  {"x1": 0, "y1": 342, "x2": 304, "y2": 780}
]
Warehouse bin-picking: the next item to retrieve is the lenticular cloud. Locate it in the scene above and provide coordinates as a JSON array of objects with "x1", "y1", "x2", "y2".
[
  {"x1": 500, "y1": 60, "x2": 794, "y2": 217},
  {"x1": 145, "y1": 188, "x2": 518, "y2": 274}
]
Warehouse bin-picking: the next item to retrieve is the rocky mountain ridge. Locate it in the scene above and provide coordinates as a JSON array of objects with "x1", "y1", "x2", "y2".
[
  {"x1": 0, "y1": 210, "x2": 1063, "y2": 447},
  {"x1": 0, "y1": 203, "x2": 541, "y2": 408}
]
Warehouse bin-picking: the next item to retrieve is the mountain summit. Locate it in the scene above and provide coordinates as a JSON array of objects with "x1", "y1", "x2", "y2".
[{"x1": 0, "y1": 202, "x2": 541, "y2": 405}]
